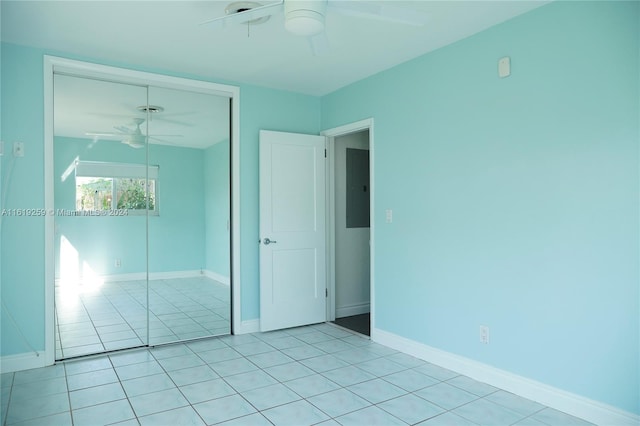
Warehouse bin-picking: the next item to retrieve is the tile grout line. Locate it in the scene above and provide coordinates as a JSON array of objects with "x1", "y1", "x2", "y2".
[
  {"x1": 56, "y1": 278, "x2": 230, "y2": 360},
  {"x1": 7, "y1": 324, "x2": 595, "y2": 426}
]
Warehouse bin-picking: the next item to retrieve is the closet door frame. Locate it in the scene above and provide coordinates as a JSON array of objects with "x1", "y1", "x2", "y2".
[{"x1": 43, "y1": 55, "x2": 242, "y2": 367}]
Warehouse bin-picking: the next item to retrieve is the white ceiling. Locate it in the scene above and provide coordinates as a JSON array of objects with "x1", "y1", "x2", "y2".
[
  {"x1": 3, "y1": 1, "x2": 547, "y2": 149},
  {"x1": 1, "y1": 1, "x2": 548, "y2": 97}
]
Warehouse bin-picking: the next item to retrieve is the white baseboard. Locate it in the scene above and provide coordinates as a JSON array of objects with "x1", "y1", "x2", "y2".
[
  {"x1": 234, "y1": 319, "x2": 260, "y2": 335},
  {"x1": 1, "y1": 351, "x2": 47, "y2": 374},
  {"x1": 203, "y1": 270, "x2": 230, "y2": 286},
  {"x1": 148, "y1": 270, "x2": 204, "y2": 280},
  {"x1": 372, "y1": 328, "x2": 639, "y2": 426},
  {"x1": 336, "y1": 302, "x2": 370, "y2": 318},
  {"x1": 55, "y1": 270, "x2": 208, "y2": 285}
]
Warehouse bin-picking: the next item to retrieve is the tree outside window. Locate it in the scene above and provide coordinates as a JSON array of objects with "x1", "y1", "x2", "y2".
[{"x1": 74, "y1": 162, "x2": 158, "y2": 214}]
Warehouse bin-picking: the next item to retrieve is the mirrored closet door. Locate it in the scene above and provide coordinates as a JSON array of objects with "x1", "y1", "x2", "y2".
[
  {"x1": 146, "y1": 86, "x2": 231, "y2": 346},
  {"x1": 53, "y1": 73, "x2": 231, "y2": 360}
]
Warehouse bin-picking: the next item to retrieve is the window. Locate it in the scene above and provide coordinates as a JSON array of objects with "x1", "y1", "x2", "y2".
[{"x1": 75, "y1": 161, "x2": 158, "y2": 214}]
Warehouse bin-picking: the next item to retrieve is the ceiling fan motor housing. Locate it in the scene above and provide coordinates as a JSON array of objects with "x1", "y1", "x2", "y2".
[
  {"x1": 123, "y1": 118, "x2": 146, "y2": 148},
  {"x1": 284, "y1": 0, "x2": 326, "y2": 36},
  {"x1": 124, "y1": 134, "x2": 146, "y2": 148}
]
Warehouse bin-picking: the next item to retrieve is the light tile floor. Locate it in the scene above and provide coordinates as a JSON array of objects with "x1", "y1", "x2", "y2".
[
  {"x1": 55, "y1": 277, "x2": 230, "y2": 359},
  {"x1": 2, "y1": 323, "x2": 594, "y2": 426}
]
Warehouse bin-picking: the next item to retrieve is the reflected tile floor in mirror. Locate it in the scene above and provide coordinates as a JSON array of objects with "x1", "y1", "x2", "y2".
[
  {"x1": 2, "y1": 323, "x2": 594, "y2": 426},
  {"x1": 55, "y1": 277, "x2": 230, "y2": 359}
]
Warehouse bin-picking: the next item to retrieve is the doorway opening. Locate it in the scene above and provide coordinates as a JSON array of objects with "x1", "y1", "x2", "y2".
[{"x1": 326, "y1": 126, "x2": 372, "y2": 336}]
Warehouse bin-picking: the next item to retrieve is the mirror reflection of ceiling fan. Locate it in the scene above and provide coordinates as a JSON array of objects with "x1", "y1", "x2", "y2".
[
  {"x1": 201, "y1": 0, "x2": 428, "y2": 56},
  {"x1": 86, "y1": 118, "x2": 183, "y2": 149}
]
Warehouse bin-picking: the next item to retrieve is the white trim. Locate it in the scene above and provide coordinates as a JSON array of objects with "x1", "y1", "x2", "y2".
[
  {"x1": 54, "y1": 270, "x2": 209, "y2": 285},
  {"x1": 236, "y1": 319, "x2": 260, "y2": 335},
  {"x1": 43, "y1": 55, "x2": 242, "y2": 362},
  {"x1": 321, "y1": 118, "x2": 375, "y2": 330},
  {"x1": 322, "y1": 119, "x2": 374, "y2": 137},
  {"x1": 203, "y1": 270, "x2": 231, "y2": 286},
  {"x1": 373, "y1": 328, "x2": 640, "y2": 426},
  {"x1": 147, "y1": 270, "x2": 202, "y2": 280},
  {"x1": 230, "y1": 86, "x2": 241, "y2": 337},
  {"x1": 324, "y1": 132, "x2": 336, "y2": 322},
  {"x1": 336, "y1": 302, "x2": 370, "y2": 318},
  {"x1": 1, "y1": 352, "x2": 47, "y2": 374},
  {"x1": 43, "y1": 58, "x2": 56, "y2": 367},
  {"x1": 49, "y1": 58, "x2": 235, "y2": 98}
]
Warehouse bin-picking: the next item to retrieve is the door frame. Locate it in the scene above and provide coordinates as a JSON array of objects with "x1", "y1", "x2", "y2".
[
  {"x1": 321, "y1": 118, "x2": 374, "y2": 332},
  {"x1": 43, "y1": 56, "x2": 242, "y2": 366}
]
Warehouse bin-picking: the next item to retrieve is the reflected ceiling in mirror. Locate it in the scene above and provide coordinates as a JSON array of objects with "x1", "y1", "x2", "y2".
[{"x1": 54, "y1": 74, "x2": 230, "y2": 149}]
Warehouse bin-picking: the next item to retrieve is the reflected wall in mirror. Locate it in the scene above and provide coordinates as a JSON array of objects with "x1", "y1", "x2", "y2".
[
  {"x1": 53, "y1": 73, "x2": 231, "y2": 360},
  {"x1": 146, "y1": 86, "x2": 231, "y2": 346}
]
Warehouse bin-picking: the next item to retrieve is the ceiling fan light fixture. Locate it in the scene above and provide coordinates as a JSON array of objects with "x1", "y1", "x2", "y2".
[
  {"x1": 225, "y1": 1, "x2": 271, "y2": 25},
  {"x1": 284, "y1": 1, "x2": 326, "y2": 36},
  {"x1": 137, "y1": 105, "x2": 164, "y2": 114}
]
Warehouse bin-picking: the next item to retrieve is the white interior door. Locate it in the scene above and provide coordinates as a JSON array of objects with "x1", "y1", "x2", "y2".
[{"x1": 259, "y1": 130, "x2": 327, "y2": 332}]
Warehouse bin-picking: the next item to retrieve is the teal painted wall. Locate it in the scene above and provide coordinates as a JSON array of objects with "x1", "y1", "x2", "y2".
[
  {"x1": 2, "y1": 1, "x2": 637, "y2": 415},
  {"x1": 54, "y1": 137, "x2": 207, "y2": 277},
  {"x1": 204, "y1": 140, "x2": 230, "y2": 277},
  {"x1": 1, "y1": 43, "x2": 47, "y2": 356},
  {"x1": 322, "y1": 1, "x2": 639, "y2": 415},
  {"x1": 148, "y1": 143, "x2": 206, "y2": 273},
  {"x1": 0, "y1": 42, "x2": 321, "y2": 356},
  {"x1": 238, "y1": 85, "x2": 321, "y2": 319},
  {"x1": 54, "y1": 136, "x2": 148, "y2": 277}
]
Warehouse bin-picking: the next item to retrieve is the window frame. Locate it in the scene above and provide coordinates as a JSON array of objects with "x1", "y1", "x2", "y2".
[{"x1": 74, "y1": 160, "x2": 159, "y2": 215}]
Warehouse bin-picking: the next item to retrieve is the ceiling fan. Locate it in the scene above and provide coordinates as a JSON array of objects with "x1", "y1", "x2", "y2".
[
  {"x1": 201, "y1": 0, "x2": 428, "y2": 55},
  {"x1": 86, "y1": 118, "x2": 183, "y2": 149}
]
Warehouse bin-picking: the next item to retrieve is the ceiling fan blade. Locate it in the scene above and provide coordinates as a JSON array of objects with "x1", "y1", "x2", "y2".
[
  {"x1": 86, "y1": 132, "x2": 115, "y2": 136},
  {"x1": 308, "y1": 31, "x2": 330, "y2": 56},
  {"x1": 200, "y1": 1, "x2": 284, "y2": 29},
  {"x1": 124, "y1": 141, "x2": 145, "y2": 149},
  {"x1": 113, "y1": 125, "x2": 135, "y2": 134},
  {"x1": 85, "y1": 131, "x2": 123, "y2": 138},
  {"x1": 329, "y1": 1, "x2": 427, "y2": 26}
]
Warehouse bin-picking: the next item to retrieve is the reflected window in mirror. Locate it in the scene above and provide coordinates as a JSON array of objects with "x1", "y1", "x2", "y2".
[{"x1": 75, "y1": 161, "x2": 159, "y2": 215}]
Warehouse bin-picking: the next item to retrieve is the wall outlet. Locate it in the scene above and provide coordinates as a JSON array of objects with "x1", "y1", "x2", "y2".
[
  {"x1": 498, "y1": 56, "x2": 511, "y2": 78},
  {"x1": 480, "y1": 325, "x2": 490, "y2": 344},
  {"x1": 114, "y1": 258, "x2": 122, "y2": 268},
  {"x1": 13, "y1": 142, "x2": 24, "y2": 157}
]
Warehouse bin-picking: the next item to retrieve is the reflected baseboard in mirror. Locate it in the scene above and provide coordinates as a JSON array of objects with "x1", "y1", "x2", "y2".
[{"x1": 55, "y1": 276, "x2": 229, "y2": 360}]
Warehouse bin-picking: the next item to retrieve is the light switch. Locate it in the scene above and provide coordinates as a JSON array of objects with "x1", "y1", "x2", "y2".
[{"x1": 498, "y1": 56, "x2": 510, "y2": 78}]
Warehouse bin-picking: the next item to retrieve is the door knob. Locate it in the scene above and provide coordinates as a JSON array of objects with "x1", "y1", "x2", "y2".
[{"x1": 263, "y1": 238, "x2": 277, "y2": 245}]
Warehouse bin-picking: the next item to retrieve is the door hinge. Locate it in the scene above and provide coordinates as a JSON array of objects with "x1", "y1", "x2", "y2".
[
  {"x1": 325, "y1": 288, "x2": 328, "y2": 298},
  {"x1": 324, "y1": 148, "x2": 327, "y2": 158}
]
